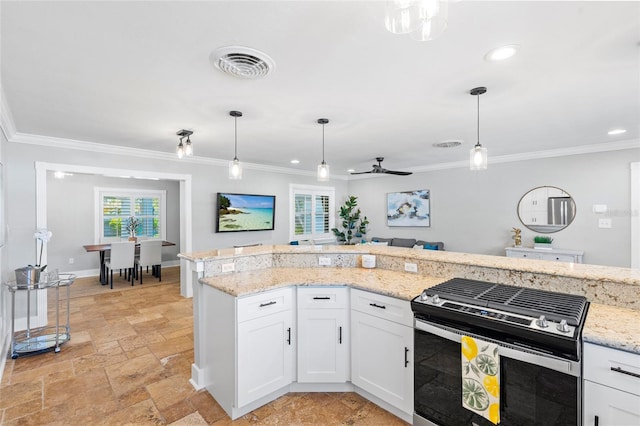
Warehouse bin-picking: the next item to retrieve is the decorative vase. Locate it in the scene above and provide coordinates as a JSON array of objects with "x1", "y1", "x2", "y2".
[{"x1": 128, "y1": 236, "x2": 137, "y2": 243}]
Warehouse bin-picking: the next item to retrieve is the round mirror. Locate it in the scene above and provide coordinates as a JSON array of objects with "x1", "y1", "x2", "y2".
[{"x1": 517, "y1": 186, "x2": 576, "y2": 233}]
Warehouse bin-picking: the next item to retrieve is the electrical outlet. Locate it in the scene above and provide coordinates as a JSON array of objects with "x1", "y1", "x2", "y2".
[
  {"x1": 318, "y1": 257, "x2": 331, "y2": 266},
  {"x1": 221, "y1": 262, "x2": 235, "y2": 272},
  {"x1": 404, "y1": 262, "x2": 418, "y2": 273},
  {"x1": 598, "y1": 218, "x2": 612, "y2": 229},
  {"x1": 69, "y1": 258, "x2": 74, "y2": 264}
]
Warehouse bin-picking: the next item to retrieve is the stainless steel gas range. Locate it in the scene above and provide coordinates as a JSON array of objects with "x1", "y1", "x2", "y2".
[{"x1": 411, "y1": 278, "x2": 589, "y2": 426}]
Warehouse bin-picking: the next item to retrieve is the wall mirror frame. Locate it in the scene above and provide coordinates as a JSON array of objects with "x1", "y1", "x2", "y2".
[{"x1": 517, "y1": 186, "x2": 576, "y2": 233}]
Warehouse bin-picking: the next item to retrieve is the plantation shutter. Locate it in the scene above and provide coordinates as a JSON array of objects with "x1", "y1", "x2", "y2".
[
  {"x1": 290, "y1": 185, "x2": 335, "y2": 242},
  {"x1": 103, "y1": 196, "x2": 132, "y2": 238}
]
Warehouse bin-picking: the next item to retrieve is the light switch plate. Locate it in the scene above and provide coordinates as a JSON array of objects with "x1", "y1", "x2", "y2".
[
  {"x1": 592, "y1": 204, "x2": 608, "y2": 214},
  {"x1": 598, "y1": 218, "x2": 612, "y2": 229}
]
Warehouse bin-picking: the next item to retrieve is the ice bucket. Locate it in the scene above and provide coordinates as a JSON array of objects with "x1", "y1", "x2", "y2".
[{"x1": 15, "y1": 266, "x2": 41, "y2": 285}]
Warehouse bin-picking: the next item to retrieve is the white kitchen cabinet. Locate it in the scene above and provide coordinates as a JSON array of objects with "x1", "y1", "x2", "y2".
[
  {"x1": 583, "y1": 343, "x2": 640, "y2": 426},
  {"x1": 297, "y1": 287, "x2": 349, "y2": 383},
  {"x1": 350, "y1": 289, "x2": 413, "y2": 417},
  {"x1": 202, "y1": 286, "x2": 294, "y2": 419},
  {"x1": 505, "y1": 246, "x2": 584, "y2": 263}
]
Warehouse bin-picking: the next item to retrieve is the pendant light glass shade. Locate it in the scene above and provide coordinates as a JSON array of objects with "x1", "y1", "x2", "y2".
[
  {"x1": 229, "y1": 157, "x2": 242, "y2": 179},
  {"x1": 317, "y1": 162, "x2": 330, "y2": 182},
  {"x1": 176, "y1": 141, "x2": 185, "y2": 159},
  {"x1": 469, "y1": 87, "x2": 488, "y2": 171},
  {"x1": 176, "y1": 129, "x2": 193, "y2": 159},
  {"x1": 409, "y1": 0, "x2": 448, "y2": 41},
  {"x1": 184, "y1": 137, "x2": 193, "y2": 156},
  {"x1": 229, "y1": 111, "x2": 243, "y2": 180},
  {"x1": 317, "y1": 118, "x2": 330, "y2": 182},
  {"x1": 385, "y1": 0, "x2": 421, "y2": 34},
  {"x1": 470, "y1": 142, "x2": 488, "y2": 171}
]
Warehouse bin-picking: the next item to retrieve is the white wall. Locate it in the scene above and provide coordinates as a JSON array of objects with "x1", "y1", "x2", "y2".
[{"x1": 348, "y1": 148, "x2": 639, "y2": 267}]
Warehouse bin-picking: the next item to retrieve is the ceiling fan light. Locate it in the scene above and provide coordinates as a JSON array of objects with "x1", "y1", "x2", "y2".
[
  {"x1": 229, "y1": 158, "x2": 243, "y2": 180},
  {"x1": 470, "y1": 143, "x2": 488, "y2": 170},
  {"x1": 317, "y1": 162, "x2": 330, "y2": 182}
]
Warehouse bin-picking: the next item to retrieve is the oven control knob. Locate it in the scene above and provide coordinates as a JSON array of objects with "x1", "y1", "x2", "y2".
[
  {"x1": 536, "y1": 315, "x2": 549, "y2": 328},
  {"x1": 557, "y1": 319, "x2": 570, "y2": 333},
  {"x1": 431, "y1": 295, "x2": 440, "y2": 304},
  {"x1": 420, "y1": 290, "x2": 429, "y2": 301}
]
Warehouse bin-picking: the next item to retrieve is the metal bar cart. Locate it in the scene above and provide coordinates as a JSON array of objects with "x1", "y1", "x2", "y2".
[{"x1": 5, "y1": 273, "x2": 76, "y2": 358}]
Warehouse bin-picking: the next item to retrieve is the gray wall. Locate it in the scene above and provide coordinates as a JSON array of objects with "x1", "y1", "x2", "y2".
[
  {"x1": 3, "y1": 141, "x2": 349, "y2": 278},
  {"x1": 46, "y1": 172, "x2": 181, "y2": 272},
  {"x1": 348, "y1": 148, "x2": 639, "y2": 267}
]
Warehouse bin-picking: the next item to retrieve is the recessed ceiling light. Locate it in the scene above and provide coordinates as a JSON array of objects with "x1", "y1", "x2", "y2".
[
  {"x1": 290, "y1": 159, "x2": 300, "y2": 164},
  {"x1": 608, "y1": 128, "x2": 627, "y2": 135},
  {"x1": 347, "y1": 169, "x2": 355, "y2": 173},
  {"x1": 484, "y1": 45, "x2": 519, "y2": 62},
  {"x1": 433, "y1": 140, "x2": 463, "y2": 148}
]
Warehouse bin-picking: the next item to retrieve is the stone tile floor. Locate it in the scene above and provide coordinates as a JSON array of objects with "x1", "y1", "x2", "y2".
[{"x1": 0, "y1": 267, "x2": 408, "y2": 425}]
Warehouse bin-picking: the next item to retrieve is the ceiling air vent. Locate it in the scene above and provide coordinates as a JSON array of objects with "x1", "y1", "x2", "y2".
[
  {"x1": 210, "y1": 46, "x2": 275, "y2": 79},
  {"x1": 433, "y1": 140, "x2": 463, "y2": 148}
]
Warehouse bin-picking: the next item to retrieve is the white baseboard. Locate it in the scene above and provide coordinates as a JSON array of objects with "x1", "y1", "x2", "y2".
[{"x1": 64, "y1": 260, "x2": 180, "y2": 278}]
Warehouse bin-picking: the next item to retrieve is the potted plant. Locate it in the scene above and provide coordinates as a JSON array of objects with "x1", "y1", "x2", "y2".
[
  {"x1": 533, "y1": 235, "x2": 553, "y2": 250},
  {"x1": 126, "y1": 216, "x2": 141, "y2": 242},
  {"x1": 332, "y1": 195, "x2": 369, "y2": 245}
]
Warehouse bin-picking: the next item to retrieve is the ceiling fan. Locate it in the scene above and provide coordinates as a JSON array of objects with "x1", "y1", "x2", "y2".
[{"x1": 350, "y1": 157, "x2": 412, "y2": 176}]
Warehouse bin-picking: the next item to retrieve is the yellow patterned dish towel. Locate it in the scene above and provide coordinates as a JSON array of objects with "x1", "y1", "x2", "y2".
[{"x1": 461, "y1": 335, "x2": 500, "y2": 424}]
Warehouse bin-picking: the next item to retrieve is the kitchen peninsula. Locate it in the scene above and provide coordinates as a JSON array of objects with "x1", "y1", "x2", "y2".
[{"x1": 179, "y1": 245, "x2": 640, "y2": 423}]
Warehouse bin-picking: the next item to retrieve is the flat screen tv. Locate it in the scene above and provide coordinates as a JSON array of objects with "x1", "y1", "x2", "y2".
[{"x1": 216, "y1": 192, "x2": 276, "y2": 232}]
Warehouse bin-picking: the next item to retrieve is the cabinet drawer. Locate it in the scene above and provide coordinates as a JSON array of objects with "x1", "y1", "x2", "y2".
[
  {"x1": 237, "y1": 287, "x2": 293, "y2": 323},
  {"x1": 297, "y1": 286, "x2": 348, "y2": 309},
  {"x1": 350, "y1": 288, "x2": 413, "y2": 327},
  {"x1": 584, "y1": 343, "x2": 640, "y2": 396},
  {"x1": 506, "y1": 251, "x2": 540, "y2": 260},
  {"x1": 540, "y1": 253, "x2": 576, "y2": 263}
]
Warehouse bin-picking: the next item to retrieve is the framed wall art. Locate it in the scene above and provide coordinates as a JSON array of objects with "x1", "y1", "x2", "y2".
[{"x1": 387, "y1": 189, "x2": 430, "y2": 227}]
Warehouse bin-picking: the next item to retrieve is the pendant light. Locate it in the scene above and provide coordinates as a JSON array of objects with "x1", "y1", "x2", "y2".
[
  {"x1": 469, "y1": 87, "x2": 488, "y2": 171},
  {"x1": 317, "y1": 118, "x2": 330, "y2": 181},
  {"x1": 176, "y1": 129, "x2": 193, "y2": 159},
  {"x1": 229, "y1": 111, "x2": 243, "y2": 180}
]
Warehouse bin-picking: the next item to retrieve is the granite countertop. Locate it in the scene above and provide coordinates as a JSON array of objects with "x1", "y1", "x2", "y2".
[
  {"x1": 583, "y1": 303, "x2": 640, "y2": 354},
  {"x1": 181, "y1": 244, "x2": 640, "y2": 285},
  {"x1": 200, "y1": 266, "x2": 640, "y2": 355},
  {"x1": 199, "y1": 267, "x2": 445, "y2": 300}
]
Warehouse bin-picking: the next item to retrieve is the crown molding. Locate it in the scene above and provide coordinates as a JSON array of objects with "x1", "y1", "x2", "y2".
[
  {"x1": 7, "y1": 131, "x2": 350, "y2": 180},
  {"x1": 2, "y1": 107, "x2": 636, "y2": 180},
  {"x1": 0, "y1": 86, "x2": 17, "y2": 142},
  {"x1": 407, "y1": 138, "x2": 640, "y2": 174}
]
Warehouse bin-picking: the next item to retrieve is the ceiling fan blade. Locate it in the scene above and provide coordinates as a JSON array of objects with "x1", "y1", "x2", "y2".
[
  {"x1": 384, "y1": 170, "x2": 413, "y2": 176},
  {"x1": 350, "y1": 171, "x2": 373, "y2": 175}
]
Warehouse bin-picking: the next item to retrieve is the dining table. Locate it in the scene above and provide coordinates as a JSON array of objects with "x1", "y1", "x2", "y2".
[{"x1": 83, "y1": 240, "x2": 176, "y2": 285}]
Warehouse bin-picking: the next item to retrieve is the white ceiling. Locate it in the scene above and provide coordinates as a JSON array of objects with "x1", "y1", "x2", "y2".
[{"x1": 1, "y1": 1, "x2": 639, "y2": 175}]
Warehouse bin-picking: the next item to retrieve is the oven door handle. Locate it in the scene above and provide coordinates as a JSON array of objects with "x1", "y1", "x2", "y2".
[{"x1": 415, "y1": 319, "x2": 580, "y2": 376}]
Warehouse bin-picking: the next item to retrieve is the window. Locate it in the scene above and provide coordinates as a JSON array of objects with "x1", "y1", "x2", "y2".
[
  {"x1": 290, "y1": 184, "x2": 335, "y2": 242},
  {"x1": 96, "y1": 188, "x2": 166, "y2": 242}
]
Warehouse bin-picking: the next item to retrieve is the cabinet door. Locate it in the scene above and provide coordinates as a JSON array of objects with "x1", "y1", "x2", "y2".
[
  {"x1": 351, "y1": 310, "x2": 413, "y2": 415},
  {"x1": 583, "y1": 381, "x2": 640, "y2": 426},
  {"x1": 237, "y1": 310, "x2": 293, "y2": 407},
  {"x1": 297, "y1": 307, "x2": 348, "y2": 383}
]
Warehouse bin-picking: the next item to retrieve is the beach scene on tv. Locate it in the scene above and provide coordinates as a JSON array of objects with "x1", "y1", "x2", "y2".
[{"x1": 217, "y1": 193, "x2": 275, "y2": 232}]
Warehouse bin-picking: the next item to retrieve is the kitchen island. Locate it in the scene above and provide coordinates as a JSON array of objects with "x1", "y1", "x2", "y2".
[{"x1": 179, "y1": 245, "x2": 640, "y2": 422}]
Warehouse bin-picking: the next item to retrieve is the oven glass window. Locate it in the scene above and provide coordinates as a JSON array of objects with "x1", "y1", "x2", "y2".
[{"x1": 414, "y1": 329, "x2": 578, "y2": 426}]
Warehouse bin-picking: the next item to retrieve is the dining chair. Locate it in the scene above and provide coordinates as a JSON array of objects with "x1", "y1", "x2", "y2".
[
  {"x1": 135, "y1": 239, "x2": 162, "y2": 284},
  {"x1": 104, "y1": 241, "x2": 136, "y2": 289}
]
